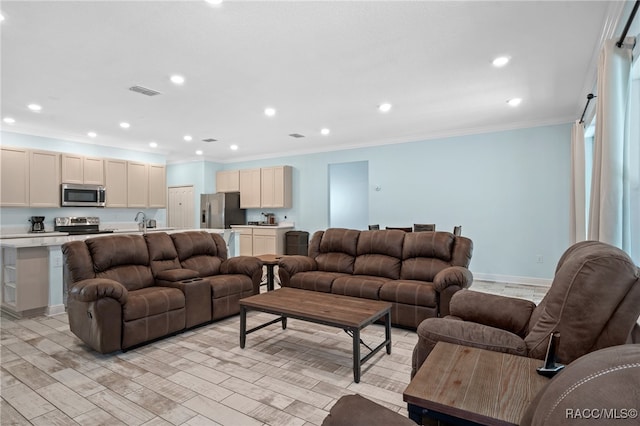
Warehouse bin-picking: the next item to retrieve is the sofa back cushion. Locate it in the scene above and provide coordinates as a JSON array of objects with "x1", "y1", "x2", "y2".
[
  {"x1": 314, "y1": 228, "x2": 359, "y2": 274},
  {"x1": 86, "y1": 235, "x2": 154, "y2": 291},
  {"x1": 171, "y1": 231, "x2": 226, "y2": 277},
  {"x1": 400, "y1": 232, "x2": 457, "y2": 281},
  {"x1": 354, "y1": 230, "x2": 404, "y2": 279},
  {"x1": 144, "y1": 232, "x2": 181, "y2": 276}
]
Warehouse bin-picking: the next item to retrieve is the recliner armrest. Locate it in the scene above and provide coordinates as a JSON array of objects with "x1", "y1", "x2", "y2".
[
  {"x1": 278, "y1": 255, "x2": 318, "y2": 275},
  {"x1": 433, "y1": 266, "x2": 473, "y2": 292},
  {"x1": 221, "y1": 256, "x2": 262, "y2": 277},
  {"x1": 69, "y1": 278, "x2": 128, "y2": 305},
  {"x1": 155, "y1": 268, "x2": 199, "y2": 282},
  {"x1": 449, "y1": 290, "x2": 536, "y2": 337}
]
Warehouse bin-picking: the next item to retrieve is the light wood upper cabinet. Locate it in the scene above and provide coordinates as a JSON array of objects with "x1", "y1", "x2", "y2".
[
  {"x1": 61, "y1": 154, "x2": 104, "y2": 185},
  {"x1": 148, "y1": 164, "x2": 166, "y2": 208},
  {"x1": 0, "y1": 147, "x2": 29, "y2": 207},
  {"x1": 29, "y1": 150, "x2": 60, "y2": 207},
  {"x1": 216, "y1": 170, "x2": 240, "y2": 193},
  {"x1": 104, "y1": 159, "x2": 128, "y2": 208},
  {"x1": 127, "y1": 162, "x2": 148, "y2": 208},
  {"x1": 261, "y1": 166, "x2": 292, "y2": 208},
  {"x1": 239, "y1": 168, "x2": 261, "y2": 208}
]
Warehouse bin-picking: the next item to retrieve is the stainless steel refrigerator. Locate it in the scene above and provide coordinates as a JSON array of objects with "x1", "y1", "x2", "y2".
[{"x1": 200, "y1": 192, "x2": 246, "y2": 229}]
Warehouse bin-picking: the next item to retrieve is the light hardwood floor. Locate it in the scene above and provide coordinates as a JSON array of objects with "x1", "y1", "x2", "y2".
[{"x1": 0, "y1": 281, "x2": 546, "y2": 426}]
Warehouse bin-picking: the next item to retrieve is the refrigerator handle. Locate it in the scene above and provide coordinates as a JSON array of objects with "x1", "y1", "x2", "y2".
[{"x1": 202, "y1": 202, "x2": 210, "y2": 226}]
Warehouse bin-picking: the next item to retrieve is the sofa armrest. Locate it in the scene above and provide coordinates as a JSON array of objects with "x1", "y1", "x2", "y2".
[
  {"x1": 449, "y1": 290, "x2": 536, "y2": 337},
  {"x1": 69, "y1": 278, "x2": 128, "y2": 305},
  {"x1": 278, "y1": 255, "x2": 317, "y2": 275},
  {"x1": 157, "y1": 277, "x2": 212, "y2": 328},
  {"x1": 433, "y1": 266, "x2": 473, "y2": 292},
  {"x1": 156, "y1": 268, "x2": 200, "y2": 282},
  {"x1": 221, "y1": 256, "x2": 262, "y2": 276}
]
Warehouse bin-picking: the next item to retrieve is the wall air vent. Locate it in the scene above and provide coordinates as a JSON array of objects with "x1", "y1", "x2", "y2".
[
  {"x1": 129, "y1": 85, "x2": 162, "y2": 96},
  {"x1": 202, "y1": 138, "x2": 217, "y2": 142},
  {"x1": 289, "y1": 133, "x2": 305, "y2": 138}
]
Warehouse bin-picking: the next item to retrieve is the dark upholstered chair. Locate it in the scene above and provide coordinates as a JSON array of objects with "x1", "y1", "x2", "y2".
[
  {"x1": 322, "y1": 394, "x2": 415, "y2": 426},
  {"x1": 368, "y1": 224, "x2": 380, "y2": 230},
  {"x1": 385, "y1": 226, "x2": 412, "y2": 232},
  {"x1": 453, "y1": 225, "x2": 462, "y2": 236},
  {"x1": 411, "y1": 241, "x2": 640, "y2": 377},
  {"x1": 413, "y1": 223, "x2": 435, "y2": 232}
]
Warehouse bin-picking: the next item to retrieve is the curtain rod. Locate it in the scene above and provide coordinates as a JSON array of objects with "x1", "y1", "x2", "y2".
[
  {"x1": 579, "y1": 94, "x2": 596, "y2": 124},
  {"x1": 617, "y1": 0, "x2": 639, "y2": 48}
]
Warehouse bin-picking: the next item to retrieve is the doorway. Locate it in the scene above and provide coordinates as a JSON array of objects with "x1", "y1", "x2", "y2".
[
  {"x1": 168, "y1": 185, "x2": 195, "y2": 229},
  {"x1": 329, "y1": 161, "x2": 369, "y2": 229}
]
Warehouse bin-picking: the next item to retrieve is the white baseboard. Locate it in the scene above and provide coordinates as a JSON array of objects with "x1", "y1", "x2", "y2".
[
  {"x1": 473, "y1": 273, "x2": 552, "y2": 288},
  {"x1": 46, "y1": 304, "x2": 66, "y2": 316}
]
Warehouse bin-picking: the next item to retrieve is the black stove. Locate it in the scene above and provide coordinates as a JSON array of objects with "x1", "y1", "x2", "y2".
[{"x1": 54, "y1": 216, "x2": 114, "y2": 235}]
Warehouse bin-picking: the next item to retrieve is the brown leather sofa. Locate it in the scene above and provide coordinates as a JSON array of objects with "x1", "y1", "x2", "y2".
[
  {"x1": 411, "y1": 240, "x2": 640, "y2": 377},
  {"x1": 278, "y1": 228, "x2": 473, "y2": 328},
  {"x1": 62, "y1": 231, "x2": 262, "y2": 353}
]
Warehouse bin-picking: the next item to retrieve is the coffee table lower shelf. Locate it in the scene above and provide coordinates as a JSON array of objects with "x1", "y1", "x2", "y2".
[{"x1": 239, "y1": 288, "x2": 392, "y2": 383}]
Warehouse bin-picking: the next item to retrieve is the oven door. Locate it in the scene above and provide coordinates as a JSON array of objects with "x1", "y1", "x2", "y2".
[{"x1": 61, "y1": 184, "x2": 106, "y2": 207}]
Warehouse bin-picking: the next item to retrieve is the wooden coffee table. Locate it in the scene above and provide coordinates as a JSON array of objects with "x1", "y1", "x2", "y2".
[
  {"x1": 403, "y1": 342, "x2": 549, "y2": 426},
  {"x1": 239, "y1": 287, "x2": 392, "y2": 383}
]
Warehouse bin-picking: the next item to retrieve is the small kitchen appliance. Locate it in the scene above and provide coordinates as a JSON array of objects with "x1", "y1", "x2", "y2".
[
  {"x1": 54, "y1": 217, "x2": 114, "y2": 235},
  {"x1": 29, "y1": 216, "x2": 46, "y2": 233}
]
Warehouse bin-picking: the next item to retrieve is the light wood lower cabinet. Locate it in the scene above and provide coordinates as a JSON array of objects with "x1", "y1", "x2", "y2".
[
  {"x1": 233, "y1": 226, "x2": 292, "y2": 256},
  {"x1": 1, "y1": 247, "x2": 49, "y2": 317}
]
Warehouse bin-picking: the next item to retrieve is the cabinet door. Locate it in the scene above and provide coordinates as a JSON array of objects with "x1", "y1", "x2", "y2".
[
  {"x1": 216, "y1": 170, "x2": 240, "y2": 193},
  {"x1": 260, "y1": 167, "x2": 276, "y2": 208},
  {"x1": 148, "y1": 164, "x2": 166, "y2": 208},
  {"x1": 239, "y1": 234, "x2": 254, "y2": 256},
  {"x1": 83, "y1": 157, "x2": 104, "y2": 185},
  {"x1": 239, "y1": 169, "x2": 261, "y2": 208},
  {"x1": 105, "y1": 159, "x2": 128, "y2": 207},
  {"x1": 0, "y1": 147, "x2": 29, "y2": 207},
  {"x1": 127, "y1": 162, "x2": 149, "y2": 207},
  {"x1": 29, "y1": 150, "x2": 60, "y2": 207},
  {"x1": 61, "y1": 154, "x2": 84, "y2": 184},
  {"x1": 252, "y1": 234, "x2": 276, "y2": 256},
  {"x1": 261, "y1": 166, "x2": 292, "y2": 208}
]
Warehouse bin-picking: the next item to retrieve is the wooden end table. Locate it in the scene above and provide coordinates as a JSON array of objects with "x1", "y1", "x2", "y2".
[
  {"x1": 403, "y1": 342, "x2": 549, "y2": 426},
  {"x1": 239, "y1": 287, "x2": 392, "y2": 383},
  {"x1": 255, "y1": 254, "x2": 280, "y2": 291}
]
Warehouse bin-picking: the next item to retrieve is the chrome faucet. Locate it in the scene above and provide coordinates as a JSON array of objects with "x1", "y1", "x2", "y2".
[{"x1": 134, "y1": 211, "x2": 147, "y2": 233}]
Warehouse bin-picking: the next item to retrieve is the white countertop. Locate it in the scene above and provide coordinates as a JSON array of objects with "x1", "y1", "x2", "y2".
[
  {"x1": 231, "y1": 223, "x2": 295, "y2": 229},
  {"x1": 0, "y1": 228, "x2": 233, "y2": 248}
]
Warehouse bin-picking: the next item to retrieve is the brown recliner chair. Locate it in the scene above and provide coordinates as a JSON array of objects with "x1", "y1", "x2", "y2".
[{"x1": 412, "y1": 240, "x2": 640, "y2": 377}]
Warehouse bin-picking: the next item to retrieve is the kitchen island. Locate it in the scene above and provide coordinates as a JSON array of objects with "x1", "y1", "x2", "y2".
[{"x1": 0, "y1": 228, "x2": 240, "y2": 318}]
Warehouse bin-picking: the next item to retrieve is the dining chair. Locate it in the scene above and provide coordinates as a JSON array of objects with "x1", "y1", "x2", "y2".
[
  {"x1": 368, "y1": 224, "x2": 380, "y2": 230},
  {"x1": 413, "y1": 223, "x2": 435, "y2": 232},
  {"x1": 453, "y1": 225, "x2": 462, "y2": 236},
  {"x1": 385, "y1": 226, "x2": 412, "y2": 232}
]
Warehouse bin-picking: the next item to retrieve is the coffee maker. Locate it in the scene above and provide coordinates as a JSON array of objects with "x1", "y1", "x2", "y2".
[{"x1": 29, "y1": 216, "x2": 46, "y2": 233}]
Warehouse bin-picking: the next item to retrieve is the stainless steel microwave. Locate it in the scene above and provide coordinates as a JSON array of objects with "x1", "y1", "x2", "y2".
[{"x1": 61, "y1": 183, "x2": 106, "y2": 207}]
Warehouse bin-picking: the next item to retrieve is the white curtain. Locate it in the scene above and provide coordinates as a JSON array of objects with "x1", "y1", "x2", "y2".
[
  {"x1": 588, "y1": 37, "x2": 635, "y2": 254},
  {"x1": 570, "y1": 121, "x2": 586, "y2": 243}
]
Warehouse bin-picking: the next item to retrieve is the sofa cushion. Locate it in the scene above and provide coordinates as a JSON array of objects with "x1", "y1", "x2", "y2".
[
  {"x1": 379, "y1": 280, "x2": 437, "y2": 307},
  {"x1": 289, "y1": 271, "x2": 348, "y2": 292},
  {"x1": 403, "y1": 231, "x2": 454, "y2": 261},
  {"x1": 88, "y1": 235, "x2": 154, "y2": 291},
  {"x1": 123, "y1": 287, "x2": 185, "y2": 321},
  {"x1": 207, "y1": 274, "x2": 253, "y2": 298},
  {"x1": 315, "y1": 229, "x2": 359, "y2": 273},
  {"x1": 332, "y1": 275, "x2": 388, "y2": 299},
  {"x1": 353, "y1": 230, "x2": 403, "y2": 279},
  {"x1": 144, "y1": 232, "x2": 181, "y2": 275}
]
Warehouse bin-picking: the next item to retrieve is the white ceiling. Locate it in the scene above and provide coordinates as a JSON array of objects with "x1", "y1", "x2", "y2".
[{"x1": 0, "y1": 1, "x2": 626, "y2": 164}]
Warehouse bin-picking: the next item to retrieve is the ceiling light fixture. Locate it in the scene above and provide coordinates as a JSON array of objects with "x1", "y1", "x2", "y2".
[
  {"x1": 28, "y1": 103, "x2": 42, "y2": 112},
  {"x1": 87, "y1": 131, "x2": 97, "y2": 138},
  {"x1": 492, "y1": 56, "x2": 510, "y2": 67},
  {"x1": 321, "y1": 128, "x2": 331, "y2": 136},
  {"x1": 183, "y1": 135, "x2": 192, "y2": 142},
  {"x1": 0, "y1": 13, "x2": 5, "y2": 22},
  {"x1": 378, "y1": 103, "x2": 392, "y2": 113},
  {"x1": 120, "y1": 122, "x2": 130, "y2": 129},
  {"x1": 230, "y1": 144, "x2": 238, "y2": 151},
  {"x1": 264, "y1": 107, "x2": 276, "y2": 117},
  {"x1": 3, "y1": 117, "x2": 16, "y2": 124},
  {"x1": 507, "y1": 98, "x2": 522, "y2": 107},
  {"x1": 149, "y1": 142, "x2": 158, "y2": 148},
  {"x1": 205, "y1": 0, "x2": 224, "y2": 6},
  {"x1": 195, "y1": 150, "x2": 203, "y2": 155},
  {"x1": 170, "y1": 75, "x2": 185, "y2": 85}
]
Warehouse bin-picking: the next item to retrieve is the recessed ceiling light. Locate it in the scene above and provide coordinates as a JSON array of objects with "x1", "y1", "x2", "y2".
[
  {"x1": 183, "y1": 135, "x2": 193, "y2": 142},
  {"x1": 87, "y1": 131, "x2": 97, "y2": 138},
  {"x1": 205, "y1": 0, "x2": 224, "y2": 6},
  {"x1": 230, "y1": 144, "x2": 239, "y2": 151},
  {"x1": 120, "y1": 122, "x2": 130, "y2": 129},
  {"x1": 0, "y1": 13, "x2": 5, "y2": 22},
  {"x1": 149, "y1": 142, "x2": 158, "y2": 148},
  {"x1": 170, "y1": 75, "x2": 185, "y2": 85},
  {"x1": 28, "y1": 103, "x2": 42, "y2": 112},
  {"x1": 264, "y1": 107, "x2": 276, "y2": 117},
  {"x1": 321, "y1": 128, "x2": 330, "y2": 136},
  {"x1": 492, "y1": 56, "x2": 510, "y2": 67},
  {"x1": 378, "y1": 103, "x2": 392, "y2": 113},
  {"x1": 3, "y1": 117, "x2": 15, "y2": 124},
  {"x1": 195, "y1": 150, "x2": 203, "y2": 155},
  {"x1": 507, "y1": 98, "x2": 522, "y2": 107}
]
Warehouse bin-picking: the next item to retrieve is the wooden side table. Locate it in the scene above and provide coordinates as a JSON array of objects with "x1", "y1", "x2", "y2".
[
  {"x1": 255, "y1": 254, "x2": 281, "y2": 291},
  {"x1": 403, "y1": 342, "x2": 549, "y2": 426}
]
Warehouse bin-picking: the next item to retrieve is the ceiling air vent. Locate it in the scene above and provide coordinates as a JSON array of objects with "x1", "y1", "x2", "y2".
[
  {"x1": 289, "y1": 133, "x2": 305, "y2": 138},
  {"x1": 202, "y1": 138, "x2": 217, "y2": 142},
  {"x1": 129, "y1": 85, "x2": 162, "y2": 96}
]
